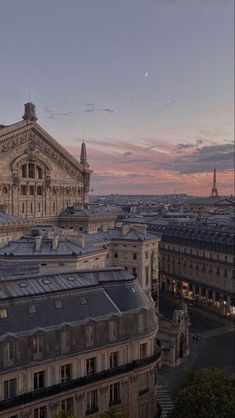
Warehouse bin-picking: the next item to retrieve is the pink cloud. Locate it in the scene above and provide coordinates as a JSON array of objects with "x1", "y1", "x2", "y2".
[{"x1": 65, "y1": 140, "x2": 234, "y2": 196}]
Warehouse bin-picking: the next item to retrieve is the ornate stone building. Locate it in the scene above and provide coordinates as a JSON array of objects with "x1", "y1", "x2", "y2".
[{"x1": 0, "y1": 103, "x2": 92, "y2": 219}]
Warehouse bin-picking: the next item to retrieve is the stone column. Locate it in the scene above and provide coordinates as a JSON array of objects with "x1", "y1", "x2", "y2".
[
  {"x1": 129, "y1": 375, "x2": 138, "y2": 418},
  {"x1": 99, "y1": 385, "x2": 109, "y2": 414},
  {"x1": 75, "y1": 393, "x2": 85, "y2": 418},
  {"x1": 49, "y1": 400, "x2": 60, "y2": 418}
]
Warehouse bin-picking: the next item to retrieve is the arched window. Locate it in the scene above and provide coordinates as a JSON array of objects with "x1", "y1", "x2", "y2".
[
  {"x1": 22, "y1": 164, "x2": 27, "y2": 178},
  {"x1": 21, "y1": 163, "x2": 45, "y2": 179},
  {"x1": 36, "y1": 165, "x2": 43, "y2": 179}
]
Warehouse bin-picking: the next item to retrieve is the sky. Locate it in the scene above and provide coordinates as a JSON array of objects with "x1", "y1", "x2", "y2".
[{"x1": 0, "y1": 0, "x2": 234, "y2": 196}]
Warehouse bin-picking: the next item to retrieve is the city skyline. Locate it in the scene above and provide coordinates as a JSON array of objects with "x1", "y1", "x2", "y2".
[{"x1": 0, "y1": 0, "x2": 233, "y2": 195}]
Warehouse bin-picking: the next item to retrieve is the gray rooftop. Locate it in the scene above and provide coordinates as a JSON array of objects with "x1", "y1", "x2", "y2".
[
  {"x1": 0, "y1": 267, "x2": 152, "y2": 338},
  {"x1": 0, "y1": 236, "x2": 104, "y2": 258},
  {"x1": 0, "y1": 212, "x2": 31, "y2": 225},
  {"x1": 60, "y1": 207, "x2": 116, "y2": 218},
  {"x1": 73, "y1": 227, "x2": 158, "y2": 245}
]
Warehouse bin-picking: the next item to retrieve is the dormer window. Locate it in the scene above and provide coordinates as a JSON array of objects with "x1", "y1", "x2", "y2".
[{"x1": 0, "y1": 308, "x2": 8, "y2": 319}]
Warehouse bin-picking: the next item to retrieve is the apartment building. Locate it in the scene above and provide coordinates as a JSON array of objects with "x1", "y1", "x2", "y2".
[{"x1": 0, "y1": 267, "x2": 161, "y2": 418}]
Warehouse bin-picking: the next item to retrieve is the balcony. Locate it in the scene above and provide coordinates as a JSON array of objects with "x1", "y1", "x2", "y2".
[{"x1": 0, "y1": 347, "x2": 161, "y2": 411}]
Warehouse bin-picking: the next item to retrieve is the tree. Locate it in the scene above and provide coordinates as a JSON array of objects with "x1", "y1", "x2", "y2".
[
  {"x1": 99, "y1": 405, "x2": 128, "y2": 418},
  {"x1": 168, "y1": 368, "x2": 235, "y2": 418},
  {"x1": 54, "y1": 411, "x2": 77, "y2": 418}
]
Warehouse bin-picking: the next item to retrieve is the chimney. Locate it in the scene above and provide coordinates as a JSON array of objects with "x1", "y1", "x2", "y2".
[
  {"x1": 101, "y1": 224, "x2": 107, "y2": 232},
  {"x1": 52, "y1": 235, "x2": 60, "y2": 251},
  {"x1": 131, "y1": 224, "x2": 147, "y2": 236},
  {"x1": 35, "y1": 236, "x2": 42, "y2": 251},
  {"x1": 77, "y1": 236, "x2": 85, "y2": 248},
  {"x1": 22, "y1": 102, "x2": 38, "y2": 122},
  {"x1": 121, "y1": 224, "x2": 130, "y2": 236}
]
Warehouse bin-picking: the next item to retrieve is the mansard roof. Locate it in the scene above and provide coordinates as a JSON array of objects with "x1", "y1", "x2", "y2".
[
  {"x1": 148, "y1": 224, "x2": 235, "y2": 250},
  {"x1": 0, "y1": 212, "x2": 31, "y2": 225},
  {"x1": 60, "y1": 206, "x2": 116, "y2": 219},
  {"x1": 73, "y1": 228, "x2": 158, "y2": 244},
  {"x1": 0, "y1": 267, "x2": 152, "y2": 338},
  {"x1": 0, "y1": 236, "x2": 104, "y2": 258}
]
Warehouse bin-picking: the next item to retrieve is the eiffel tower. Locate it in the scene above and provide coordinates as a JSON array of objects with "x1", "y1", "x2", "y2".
[{"x1": 210, "y1": 168, "x2": 219, "y2": 197}]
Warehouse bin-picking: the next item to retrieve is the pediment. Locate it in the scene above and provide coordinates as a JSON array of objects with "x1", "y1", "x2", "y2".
[{"x1": 0, "y1": 122, "x2": 91, "y2": 182}]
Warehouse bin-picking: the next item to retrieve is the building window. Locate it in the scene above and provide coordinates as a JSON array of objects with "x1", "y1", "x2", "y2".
[
  {"x1": 61, "y1": 397, "x2": 73, "y2": 412},
  {"x1": 3, "y1": 342, "x2": 15, "y2": 362},
  {"x1": 110, "y1": 351, "x2": 118, "y2": 369},
  {"x1": 0, "y1": 308, "x2": 8, "y2": 319},
  {"x1": 28, "y1": 163, "x2": 35, "y2": 178},
  {"x1": 109, "y1": 382, "x2": 121, "y2": 405},
  {"x1": 36, "y1": 166, "x2": 43, "y2": 179},
  {"x1": 55, "y1": 300, "x2": 63, "y2": 309},
  {"x1": 29, "y1": 185, "x2": 34, "y2": 195},
  {"x1": 109, "y1": 320, "x2": 117, "y2": 341},
  {"x1": 133, "y1": 253, "x2": 137, "y2": 260},
  {"x1": 22, "y1": 164, "x2": 27, "y2": 178},
  {"x1": 86, "y1": 389, "x2": 98, "y2": 414},
  {"x1": 145, "y1": 266, "x2": 149, "y2": 285},
  {"x1": 21, "y1": 185, "x2": 27, "y2": 195},
  {"x1": 34, "y1": 406, "x2": 47, "y2": 418},
  {"x1": 140, "y1": 343, "x2": 147, "y2": 359},
  {"x1": 61, "y1": 364, "x2": 72, "y2": 382},
  {"x1": 86, "y1": 325, "x2": 94, "y2": 347},
  {"x1": 4, "y1": 379, "x2": 16, "y2": 400},
  {"x1": 22, "y1": 202, "x2": 25, "y2": 214},
  {"x1": 86, "y1": 357, "x2": 96, "y2": 375},
  {"x1": 34, "y1": 371, "x2": 45, "y2": 390},
  {"x1": 32, "y1": 335, "x2": 44, "y2": 355},
  {"x1": 38, "y1": 202, "x2": 41, "y2": 213},
  {"x1": 132, "y1": 267, "x2": 137, "y2": 277},
  {"x1": 53, "y1": 202, "x2": 56, "y2": 212},
  {"x1": 139, "y1": 372, "x2": 149, "y2": 395},
  {"x1": 30, "y1": 202, "x2": 33, "y2": 213},
  {"x1": 28, "y1": 304, "x2": 36, "y2": 314},
  {"x1": 114, "y1": 253, "x2": 118, "y2": 259},
  {"x1": 37, "y1": 186, "x2": 43, "y2": 195}
]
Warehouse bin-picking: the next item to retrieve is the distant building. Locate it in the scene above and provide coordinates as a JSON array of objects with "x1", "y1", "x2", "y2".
[
  {"x1": 0, "y1": 267, "x2": 161, "y2": 418},
  {"x1": 0, "y1": 224, "x2": 160, "y2": 301},
  {"x1": 158, "y1": 226, "x2": 235, "y2": 317}
]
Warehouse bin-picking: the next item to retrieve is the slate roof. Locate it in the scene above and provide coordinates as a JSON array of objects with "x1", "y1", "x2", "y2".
[
  {"x1": 74, "y1": 228, "x2": 157, "y2": 245},
  {"x1": 0, "y1": 267, "x2": 151, "y2": 338},
  {"x1": 0, "y1": 236, "x2": 104, "y2": 258},
  {"x1": 147, "y1": 224, "x2": 235, "y2": 248},
  {"x1": 0, "y1": 212, "x2": 31, "y2": 225},
  {"x1": 60, "y1": 207, "x2": 116, "y2": 218}
]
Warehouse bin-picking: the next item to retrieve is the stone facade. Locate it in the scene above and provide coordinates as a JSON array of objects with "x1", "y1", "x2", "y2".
[
  {"x1": 158, "y1": 304, "x2": 190, "y2": 368},
  {"x1": 0, "y1": 268, "x2": 161, "y2": 418},
  {"x1": 159, "y1": 226, "x2": 235, "y2": 317},
  {"x1": 0, "y1": 103, "x2": 92, "y2": 219}
]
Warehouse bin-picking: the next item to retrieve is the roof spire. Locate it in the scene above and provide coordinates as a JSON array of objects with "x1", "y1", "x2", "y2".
[
  {"x1": 22, "y1": 102, "x2": 37, "y2": 122},
  {"x1": 80, "y1": 140, "x2": 88, "y2": 166}
]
